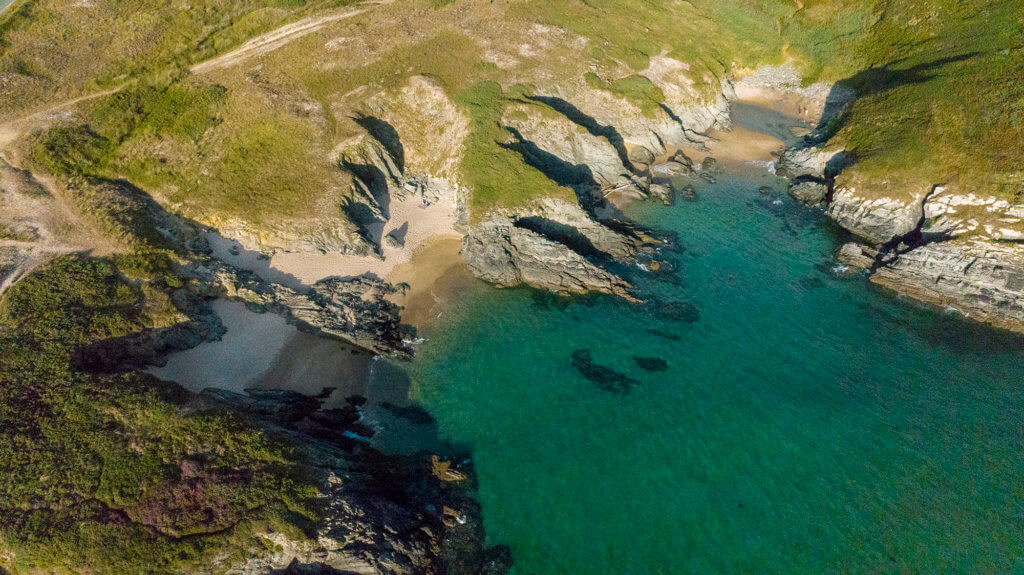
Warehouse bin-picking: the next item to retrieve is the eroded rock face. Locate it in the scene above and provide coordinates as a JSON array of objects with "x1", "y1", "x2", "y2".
[
  {"x1": 871, "y1": 240, "x2": 1024, "y2": 332},
  {"x1": 201, "y1": 389, "x2": 511, "y2": 575},
  {"x1": 776, "y1": 145, "x2": 844, "y2": 182},
  {"x1": 462, "y1": 216, "x2": 634, "y2": 300},
  {"x1": 192, "y1": 258, "x2": 410, "y2": 357},
  {"x1": 789, "y1": 180, "x2": 829, "y2": 204},
  {"x1": 826, "y1": 187, "x2": 925, "y2": 246},
  {"x1": 781, "y1": 142, "x2": 1024, "y2": 332}
]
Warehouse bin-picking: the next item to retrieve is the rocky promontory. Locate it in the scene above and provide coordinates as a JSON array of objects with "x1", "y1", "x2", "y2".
[{"x1": 781, "y1": 141, "x2": 1024, "y2": 333}]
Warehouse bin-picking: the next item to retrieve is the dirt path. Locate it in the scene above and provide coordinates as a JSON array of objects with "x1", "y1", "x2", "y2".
[
  {"x1": 190, "y1": 1, "x2": 388, "y2": 74},
  {"x1": 0, "y1": 0, "x2": 389, "y2": 149},
  {"x1": 0, "y1": 86, "x2": 123, "y2": 150}
]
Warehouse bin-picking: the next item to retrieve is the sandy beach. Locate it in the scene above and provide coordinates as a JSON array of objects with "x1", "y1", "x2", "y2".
[{"x1": 271, "y1": 193, "x2": 462, "y2": 284}]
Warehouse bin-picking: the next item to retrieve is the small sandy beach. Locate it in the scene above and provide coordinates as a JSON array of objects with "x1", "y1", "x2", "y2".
[{"x1": 272, "y1": 193, "x2": 462, "y2": 284}]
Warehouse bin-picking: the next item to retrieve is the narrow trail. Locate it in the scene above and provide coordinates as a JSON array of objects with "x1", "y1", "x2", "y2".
[
  {"x1": 0, "y1": 0, "x2": 401, "y2": 293},
  {"x1": 0, "y1": 86, "x2": 123, "y2": 150},
  {"x1": 190, "y1": 0, "x2": 389, "y2": 74},
  {"x1": 0, "y1": 0, "x2": 389, "y2": 150}
]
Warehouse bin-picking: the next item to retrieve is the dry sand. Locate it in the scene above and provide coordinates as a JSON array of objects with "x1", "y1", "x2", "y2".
[
  {"x1": 732, "y1": 83, "x2": 826, "y2": 123},
  {"x1": 682, "y1": 124, "x2": 786, "y2": 166},
  {"x1": 270, "y1": 193, "x2": 461, "y2": 284},
  {"x1": 154, "y1": 189, "x2": 472, "y2": 402}
]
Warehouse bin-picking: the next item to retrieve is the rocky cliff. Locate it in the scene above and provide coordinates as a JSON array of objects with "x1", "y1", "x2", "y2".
[
  {"x1": 457, "y1": 77, "x2": 730, "y2": 297},
  {"x1": 199, "y1": 389, "x2": 510, "y2": 575},
  {"x1": 781, "y1": 142, "x2": 1024, "y2": 333}
]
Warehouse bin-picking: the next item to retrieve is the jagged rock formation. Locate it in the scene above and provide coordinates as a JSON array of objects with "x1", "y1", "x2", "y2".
[
  {"x1": 191, "y1": 388, "x2": 511, "y2": 575},
  {"x1": 459, "y1": 74, "x2": 732, "y2": 297},
  {"x1": 191, "y1": 258, "x2": 411, "y2": 357},
  {"x1": 783, "y1": 141, "x2": 1024, "y2": 332},
  {"x1": 462, "y1": 215, "x2": 635, "y2": 300}
]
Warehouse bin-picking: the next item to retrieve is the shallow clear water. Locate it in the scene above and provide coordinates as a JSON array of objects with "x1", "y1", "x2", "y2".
[{"x1": 409, "y1": 113, "x2": 1024, "y2": 573}]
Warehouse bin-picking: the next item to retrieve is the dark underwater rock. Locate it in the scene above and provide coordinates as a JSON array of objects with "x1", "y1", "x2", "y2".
[
  {"x1": 654, "y1": 301, "x2": 701, "y2": 323},
  {"x1": 645, "y1": 328, "x2": 681, "y2": 341},
  {"x1": 632, "y1": 356, "x2": 668, "y2": 372},
  {"x1": 571, "y1": 349, "x2": 639, "y2": 394}
]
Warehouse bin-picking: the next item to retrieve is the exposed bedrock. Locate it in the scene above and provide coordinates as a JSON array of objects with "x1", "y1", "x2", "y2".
[
  {"x1": 783, "y1": 140, "x2": 1024, "y2": 332},
  {"x1": 192, "y1": 257, "x2": 411, "y2": 357},
  {"x1": 869, "y1": 240, "x2": 1024, "y2": 332},
  {"x1": 458, "y1": 82, "x2": 736, "y2": 298},
  {"x1": 461, "y1": 214, "x2": 636, "y2": 300},
  {"x1": 199, "y1": 389, "x2": 511, "y2": 575}
]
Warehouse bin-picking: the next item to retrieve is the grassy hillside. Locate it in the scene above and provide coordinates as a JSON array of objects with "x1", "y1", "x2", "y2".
[
  {"x1": 803, "y1": 0, "x2": 1024, "y2": 203},
  {"x1": 0, "y1": 255, "x2": 317, "y2": 574},
  {"x1": 3, "y1": 0, "x2": 1021, "y2": 223},
  {"x1": 0, "y1": 0, "x2": 358, "y2": 121}
]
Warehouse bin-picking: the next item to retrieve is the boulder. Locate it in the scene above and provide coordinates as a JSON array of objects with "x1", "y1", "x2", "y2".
[
  {"x1": 836, "y1": 242, "x2": 876, "y2": 269},
  {"x1": 789, "y1": 180, "x2": 829, "y2": 204}
]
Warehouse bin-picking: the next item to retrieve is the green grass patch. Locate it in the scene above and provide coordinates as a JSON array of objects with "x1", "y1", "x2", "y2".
[
  {"x1": 454, "y1": 81, "x2": 575, "y2": 218},
  {"x1": 584, "y1": 72, "x2": 666, "y2": 118}
]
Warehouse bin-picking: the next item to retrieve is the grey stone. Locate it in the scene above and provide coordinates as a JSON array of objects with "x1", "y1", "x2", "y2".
[
  {"x1": 461, "y1": 216, "x2": 634, "y2": 300},
  {"x1": 789, "y1": 180, "x2": 829, "y2": 204}
]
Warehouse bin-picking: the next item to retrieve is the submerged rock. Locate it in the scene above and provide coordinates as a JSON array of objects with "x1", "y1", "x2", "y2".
[
  {"x1": 571, "y1": 349, "x2": 640, "y2": 394},
  {"x1": 654, "y1": 301, "x2": 701, "y2": 323},
  {"x1": 633, "y1": 356, "x2": 669, "y2": 372},
  {"x1": 645, "y1": 328, "x2": 682, "y2": 341}
]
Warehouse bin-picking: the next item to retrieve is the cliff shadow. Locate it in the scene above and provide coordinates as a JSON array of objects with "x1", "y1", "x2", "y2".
[
  {"x1": 500, "y1": 125, "x2": 601, "y2": 209},
  {"x1": 341, "y1": 196, "x2": 386, "y2": 250},
  {"x1": 818, "y1": 51, "x2": 981, "y2": 139},
  {"x1": 353, "y1": 113, "x2": 405, "y2": 174},
  {"x1": 343, "y1": 161, "x2": 391, "y2": 221},
  {"x1": 527, "y1": 95, "x2": 635, "y2": 172},
  {"x1": 514, "y1": 216, "x2": 611, "y2": 260},
  {"x1": 388, "y1": 221, "x2": 409, "y2": 245}
]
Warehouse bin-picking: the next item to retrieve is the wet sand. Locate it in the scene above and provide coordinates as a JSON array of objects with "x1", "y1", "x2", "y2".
[
  {"x1": 148, "y1": 300, "x2": 296, "y2": 393},
  {"x1": 148, "y1": 299, "x2": 372, "y2": 405},
  {"x1": 682, "y1": 123, "x2": 787, "y2": 166},
  {"x1": 385, "y1": 236, "x2": 480, "y2": 330}
]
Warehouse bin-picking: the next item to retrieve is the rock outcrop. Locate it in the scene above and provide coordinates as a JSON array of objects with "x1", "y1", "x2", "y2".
[
  {"x1": 462, "y1": 215, "x2": 635, "y2": 300},
  {"x1": 191, "y1": 258, "x2": 411, "y2": 356},
  {"x1": 198, "y1": 389, "x2": 511, "y2": 575},
  {"x1": 784, "y1": 139, "x2": 1024, "y2": 332},
  {"x1": 870, "y1": 240, "x2": 1024, "y2": 332}
]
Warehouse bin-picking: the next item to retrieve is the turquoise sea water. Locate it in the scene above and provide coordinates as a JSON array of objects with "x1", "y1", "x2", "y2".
[{"x1": 408, "y1": 110, "x2": 1024, "y2": 573}]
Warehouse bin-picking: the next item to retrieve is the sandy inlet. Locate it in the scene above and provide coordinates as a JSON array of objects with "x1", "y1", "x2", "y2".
[
  {"x1": 151, "y1": 190, "x2": 474, "y2": 411},
  {"x1": 272, "y1": 193, "x2": 461, "y2": 285},
  {"x1": 148, "y1": 299, "x2": 372, "y2": 404}
]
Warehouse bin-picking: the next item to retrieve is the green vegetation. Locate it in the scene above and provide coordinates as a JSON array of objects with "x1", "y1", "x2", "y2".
[
  {"x1": 0, "y1": 0, "x2": 355, "y2": 121},
  {"x1": 454, "y1": 81, "x2": 575, "y2": 216},
  {"x1": 23, "y1": 78, "x2": 333, "y2": 225},
  {"x1": 794, "y1": 0, "x2": 1024, "y2": 202},
  {"x1": 1, "y1": 0, "x2": 1022, "y2": 571},
  {"x1": 584, "y1": 72, "x2": 666, "y2": 118},
  {"x1": 0, "y1": 255, "x2": 317, "y2": 574}
]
